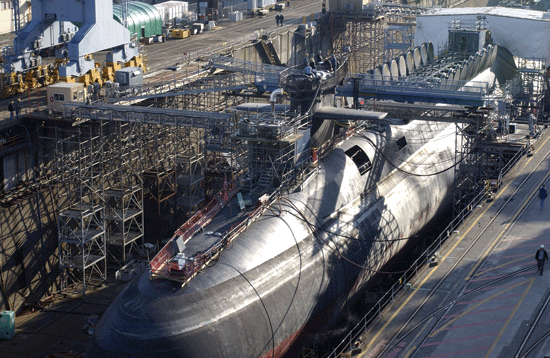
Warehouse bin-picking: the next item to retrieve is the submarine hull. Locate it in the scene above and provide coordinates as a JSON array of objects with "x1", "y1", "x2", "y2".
[{"x1": 86, "y1": 119, "x2": 458, "y2": 358}]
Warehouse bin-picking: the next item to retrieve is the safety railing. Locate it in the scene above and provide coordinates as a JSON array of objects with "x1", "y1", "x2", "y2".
[
  {"x1": 339, "y1": 75, "x2": 488, "y2": 99},
  {"x1": 150, "y1": 179, "x2": 238, "y2": 278},
  {"x1": 172, "y1": 192, "x2": 272, "y2": 285}
]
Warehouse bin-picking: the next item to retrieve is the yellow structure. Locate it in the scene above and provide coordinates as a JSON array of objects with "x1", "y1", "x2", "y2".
[
  {"x1": 172, "y1": 29, "x2": 190, "y2": 39},
  {"x1": 0, "y1": 53, "x2": 146, "y2": 98}
]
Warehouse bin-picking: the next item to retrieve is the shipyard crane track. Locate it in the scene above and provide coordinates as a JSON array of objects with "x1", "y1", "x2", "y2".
[
  {"x1": 375, "y1": 143, "x2": 550, "y2": 358},
  {"x1": 140, "y1": 0, "x2": 323, "y2": 77},
  {"x1": 515, "y1": 287, "x2": 550, "y2": 358}
]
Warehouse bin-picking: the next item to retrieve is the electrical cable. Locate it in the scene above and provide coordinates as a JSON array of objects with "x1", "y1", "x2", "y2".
[
  {"x1": 255, "y1": 203, "x2": 305, "y2": 356},
  {"x1": 335, "y1": 120, "x2": 464, "y2": 168},
  {"x1": 277, "y1": 196, "x2": 411, "y2": 275},
  {"x1": 283, "y1": 209, "x2": 410, "y2": 243},
  {"x1": 335, "y1": 115, "x2": 458, "y2": 146},
  {"x1": 358, "y1": 132, "x2": 467, "y2": 177},
  {"x1": 217, "y1": 261, "x2": 276, "y2": 358}
]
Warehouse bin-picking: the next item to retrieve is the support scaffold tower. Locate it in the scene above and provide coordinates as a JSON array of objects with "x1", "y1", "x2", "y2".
[
  {"x1": 332, "y1": 11, "x2": 384, "y2": 74},
  {"x1": 47, "y1": 124, "x2": 107, "y2": 295},
  {"x1": 175, "y1": 127, "x2": 205, "y2": 218},
  {"x1": 103, "y1": 121, "x2": 144, "y2": 267}
]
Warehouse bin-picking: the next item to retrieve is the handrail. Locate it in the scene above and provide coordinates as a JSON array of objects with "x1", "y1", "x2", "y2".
[
  {"x1": 150, "y1": 179, "x2": 238, "y2": 277},
  {"x1": 172, "y1": 193, "x2": 272, "y2": 285},
  {"x1": 340, "y1": 75, "x2": 488, "y2": 97}
]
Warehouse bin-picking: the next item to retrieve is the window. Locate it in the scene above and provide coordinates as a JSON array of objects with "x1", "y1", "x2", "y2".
[
  {"x1": 345, "y1": 145, "x2": 372, "y2": 175},
  {"x1": 396, "y1": 136, "x2": 407, "y2": 150},
  {"x1": 2, "y1": 2, "x2": 13, "y2": 10},
  {"x1": 53, "y1": 93, "x2": 65, "y2": 101}
]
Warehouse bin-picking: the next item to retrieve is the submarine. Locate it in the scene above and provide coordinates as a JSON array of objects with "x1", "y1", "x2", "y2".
[{"x1": 86, "y1": 42, "x2": 512, "y2": 357}]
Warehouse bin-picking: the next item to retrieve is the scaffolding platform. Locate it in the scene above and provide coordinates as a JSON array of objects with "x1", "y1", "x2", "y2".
[{"x1": 337, "y1": 75, "x2": 488, "y2": 106}]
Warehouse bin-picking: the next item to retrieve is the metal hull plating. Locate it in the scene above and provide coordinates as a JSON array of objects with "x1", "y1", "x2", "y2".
[{"x1": 87, "y1": 120, "x2": 458, "y2": 357}]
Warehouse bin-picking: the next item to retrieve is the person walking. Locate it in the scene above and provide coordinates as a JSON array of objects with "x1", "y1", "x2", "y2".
[
  {"x1": 15, "y1": 98, "x2": 21, "y2": 120},
  {"x1": 275, "y1": 13, "x2": 280, "y2": 26},
  {"x1": 8, "y1": 101, "x2": 14, "y2": 121},
  {"x1": 279, "y1": 14, "x2": 284, "y2": 26},
  {"x1": 536, "y1": 244, "x2": 548, "y2": 275},
  {"x1": 539, "y1": 184, "x2": 548, "y2": 210}
]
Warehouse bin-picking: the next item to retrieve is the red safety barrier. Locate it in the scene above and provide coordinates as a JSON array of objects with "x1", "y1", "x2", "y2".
[
  {"x1": 166, "y1": 190, "x2": 273, "y2": 283},
  {"x1": 151, "y1": 179, "x2": 238, "y2": 278}
]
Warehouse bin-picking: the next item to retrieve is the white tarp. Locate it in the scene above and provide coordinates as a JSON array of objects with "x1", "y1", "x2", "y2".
[{"x1": 416, "y1": 7, "x2": 550, "y2": 61}]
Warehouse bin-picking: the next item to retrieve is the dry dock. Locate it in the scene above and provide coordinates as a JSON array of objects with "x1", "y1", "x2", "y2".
[
  {"x1": 0, "y1": 125, "x2": 547, "y2": 358},
  {"x1": 0, "y1": 275, "x2": 126, "y2": 357}
]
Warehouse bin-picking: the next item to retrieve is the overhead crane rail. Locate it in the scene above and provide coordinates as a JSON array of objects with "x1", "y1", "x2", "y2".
[
  {"x1": 107, "y1": 85, "x2": 249, "y2": 102},
  {"x1": 337, "y1": 74, "x2": 488, "y2": 106},
  {"x1": 63, "y1": 102, "x2": 235, "y2": 128}
]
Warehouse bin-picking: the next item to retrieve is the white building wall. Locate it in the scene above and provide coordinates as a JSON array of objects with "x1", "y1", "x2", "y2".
[
  {"x1": 416, "y1": 7, "x2": 550, "y2": 62},
  {"x1": 0, "y1": 0, "x2": 32, "y2": 35}
]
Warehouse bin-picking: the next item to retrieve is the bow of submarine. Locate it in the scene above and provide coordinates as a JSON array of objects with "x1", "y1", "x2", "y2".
[
  {"x1": 86, "y1": 146, "x2": 371, "y2": 357},
  {"x1": 87, "y1": 255, "x2": 287, "y2": 357}
]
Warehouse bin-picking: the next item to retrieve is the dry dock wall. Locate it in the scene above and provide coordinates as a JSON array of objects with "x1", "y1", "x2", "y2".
[
  {"x1": 232, "y1": 25, "x2": 328, "y2": 68},
  {"x1": 0, "y1": 183, "x2": 60, "y2": 313}
]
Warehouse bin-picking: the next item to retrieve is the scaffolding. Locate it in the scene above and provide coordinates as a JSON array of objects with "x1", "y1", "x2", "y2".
[
  {"x1": 104, "y1": 186, "x2": 144, "y2": 267},
  {"x1": 142, "y1": 168, "x2": 176, "y2": 239},
  {"x1": 505, "y1": 57, "x2": 547, "y2": 121},
  {"x1": 175, "y1": 150, "x2": 205, "y2": 218},
  {"x1": 331, "y1": 4, "x2": 424, "y2": 74},
  {"x1": 332, "y1": 13, "x2": 385, "y2": 74},
  {"x1": 109, "y1": 73, "x2": 249, "y2": 112},
  {"x1": 247, "y1": 133, "x2": 300, "y2": 193},
  {"x1": 102, "y1": 121, "x2": 145, "y2": 267},
  {"x1": 44, "y1": 124, "x2": 107, "y2": 295},
  {"x1": 383, "y1": 21, "x2": 415, "y2": 63}
]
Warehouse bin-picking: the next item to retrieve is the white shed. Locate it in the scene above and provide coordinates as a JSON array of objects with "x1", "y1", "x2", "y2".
[{"x1": 154, "y1": 1, "x2": 189, "y2": 26}]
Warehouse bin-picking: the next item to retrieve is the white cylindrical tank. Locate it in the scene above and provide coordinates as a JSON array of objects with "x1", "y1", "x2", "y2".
[
  {"x1": 373, "y1": 67, "x2": 382, "y2": 85},
  {"x1": 413, "y1": 47, "x2": 422, "y2": 69},
  {"x1": 398, "y1": 55, "x2": 407, "y2": 77},
  {"x1": 428, "y1": 42, "x2": 435, "y2": 63},
  {"x1": 389, "y1": 59, "x2": 399, "y2": 81},
  {"x1": 406, "y1": 51, "x2": 414, "y2": 74},
  {"x1": 381, "y1": 63, "x2": 391, "y2": 83},
  {"x1": 420, "y1": 43, "x2": 428, "y2": 66}
]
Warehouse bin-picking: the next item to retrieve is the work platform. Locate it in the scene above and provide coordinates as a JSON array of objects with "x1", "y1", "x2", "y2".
[
  {"x1": 334, "y1": 123, "x2": 550, "y2": 358},
  {"x1": 337, "y1": 75, "x2": 488, "y2": 106}
]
